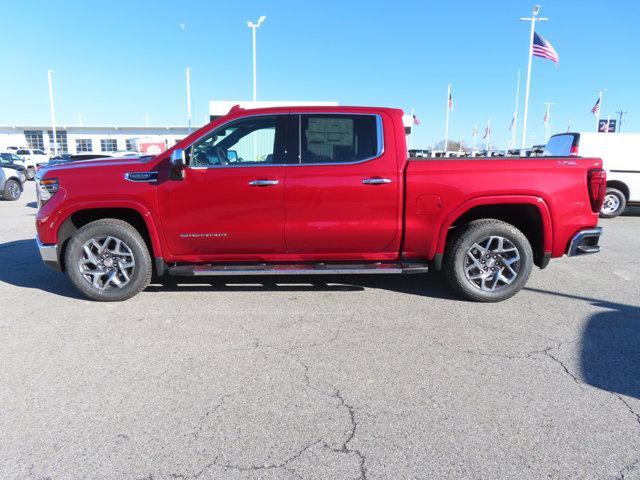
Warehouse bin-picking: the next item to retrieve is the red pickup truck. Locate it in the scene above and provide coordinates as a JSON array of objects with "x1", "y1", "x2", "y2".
[{"x1": 35, "y1": 105, "x2": 605, "y2": 302}]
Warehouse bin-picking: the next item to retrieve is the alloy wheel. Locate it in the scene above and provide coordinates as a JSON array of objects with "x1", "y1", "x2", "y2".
[
  {"x1": 464, "y1": 236, "x2": 521, "y2": 292},
  {"x1": 78, "y1": 236, "x2": 135, "y2": 290}
]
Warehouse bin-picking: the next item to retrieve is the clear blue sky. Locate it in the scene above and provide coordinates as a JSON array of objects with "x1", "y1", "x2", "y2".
[{"x1": 2, "y1": 0, "x2": 638, "y2": 148}]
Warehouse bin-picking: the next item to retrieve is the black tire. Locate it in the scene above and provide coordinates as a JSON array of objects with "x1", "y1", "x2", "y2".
[
  {"x1": 444, "y1": 219, "x2": 534, "y2": 302},
  {"x1": 64, "y1": 219, "x2": 152, "y2": 301},
  {"x1": 3, "y1": 179, "x2": 22, "y2": 201},
  {"x1": 600, "y1": 187, "x2": 626, "y2": 218},
  {"x1": 26, "y1": 167, "x2": 36, "y2": 180}
]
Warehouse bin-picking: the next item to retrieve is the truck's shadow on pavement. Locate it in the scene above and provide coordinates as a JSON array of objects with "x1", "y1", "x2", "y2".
[
  {"x1": 526, "y1": 287, "x2": 640, "y2": 400},
  {"x1": 0, "y1": 238, "x2": 455, "y2": 300},
  {"x1": 0, "y1": 239, "x2": 83, "y2": 299},
  {"x1": 146, "y1": 273, "x2": 457, "y2": 300}
]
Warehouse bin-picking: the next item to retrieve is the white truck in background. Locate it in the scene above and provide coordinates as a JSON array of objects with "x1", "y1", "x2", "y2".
[{"x1": 545, "y1": 132, "x2": 640, "y2": 218}]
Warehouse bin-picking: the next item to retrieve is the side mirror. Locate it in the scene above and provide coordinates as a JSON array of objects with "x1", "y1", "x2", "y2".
[
  {"x1": 170, "y1": 148, "x2": 186, "y2": 180},
  {"x1": 227, "y1": 150, "x2": 238, "y2": 162}
]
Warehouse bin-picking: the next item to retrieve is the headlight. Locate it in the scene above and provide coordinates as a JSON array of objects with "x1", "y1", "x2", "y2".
[{"x1": 37, "y1": 177, "x2": 59, "y2": 207}]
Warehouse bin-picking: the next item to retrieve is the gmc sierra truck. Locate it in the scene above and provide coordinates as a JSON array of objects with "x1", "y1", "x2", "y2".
[{"x1": 35, "y1": 105, "x2": 605, "y2": 302}]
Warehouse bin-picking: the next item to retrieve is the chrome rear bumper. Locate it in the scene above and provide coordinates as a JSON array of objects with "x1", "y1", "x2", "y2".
[
  {"x1": 36, "y1": 235, "x2": 61, "y2": 271},
  {"x1": 567, "y1": 227, "x2": 603, "y2": 256}
]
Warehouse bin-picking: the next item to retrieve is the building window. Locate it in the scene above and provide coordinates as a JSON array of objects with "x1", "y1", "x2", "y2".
[
  {"x1": 125, "y1": 139, "x2": 135, "y2": 151},
  {"x1": 75, "y1": 139, "x2": 93, "y2": 152},
  {"x1": 100, "y1": 139, "x2": 118, "y2": 152},
  {"x1": 47, "y1": 130, "x2": 68, "y2": 154},
  {"x1": 24, "y1": 130, "x2": 44, "y2": 150}
]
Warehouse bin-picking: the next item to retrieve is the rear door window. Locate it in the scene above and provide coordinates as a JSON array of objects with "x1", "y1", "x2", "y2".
[
  {"x1": 543, "y1": 134, "x2": 577, "y2": 156},
  {"x1": 17, "y1": 149, "x2": 30, "y2": 155},
  {"x1": 288, "y1": 114, "x2": 381, "y2": 164}
]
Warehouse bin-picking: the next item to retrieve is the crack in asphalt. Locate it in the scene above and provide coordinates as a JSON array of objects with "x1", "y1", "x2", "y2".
[
  {"x1": 212, "y1": 439, "x2": 321, "y2": 472},
  {"x1": 616, "y1": 395, "x2": 640, "y2": 427},
  {"x1": 321, "y1": 388, "x2": 368, "y2": 480}
]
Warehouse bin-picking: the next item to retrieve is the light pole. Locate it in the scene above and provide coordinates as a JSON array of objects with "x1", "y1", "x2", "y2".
[
  {"x1": 47, "y1": 70, "x2": 57, "y2": 156},
  {"x1": 520, "y1": 5, "x2": 548, "y2": 149},
  {"x1": 444, "y1": 83, "x2": 452, "y2": 152},
  {"x1": 247, "y1": 16, "x2": 266, "y2": 102},
  {"x1": 186, "y1": 67, "x2": 192, "y2": 133}
]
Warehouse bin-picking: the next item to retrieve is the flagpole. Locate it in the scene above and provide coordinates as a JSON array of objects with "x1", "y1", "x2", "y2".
[
  {"x1": 486, "y1": 118, "x2": 491, "y2": 151},
  {"x1": 473, "y1": 122, "x2": 478, "y2": 153},
  {"x1": 47, "y1": 70, "x2": 57, "y2": 156},
  {"x1": 444, "y1": 84, "x2": 452, "y2": 152},
  {"x1": 543, "y1": 102, "x2": 554, "y2": 142},
  {"x1": 520, "y1": 5, "x2": 548, "y2": 148},
  {"x1": 595, "y1": 89, "x2": 605, "y2": 131},
  {"x1": 512, "y1": 70, "x2": 520, "y2": 148},
  {"x1": 567, "y1": 118, "x2": 572, "y2": 132},
  {"x1": 410, "y1": 108, "x2": 415, "y2": 149}
]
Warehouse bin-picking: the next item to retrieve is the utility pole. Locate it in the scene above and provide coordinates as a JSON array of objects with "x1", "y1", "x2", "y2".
[
  {"x1": 520, "y1": 5, "x2": 548, "y2": 149},
  {"x1": 444, "y1": 83, "x2": 452, "y2": 152},
  {"x1": 485, "y1": 118, "x2": 492, "y2": 151},
  {"x1": 47, "y1": 70, "x2": 57, "y2": 156},
  {"x1": 247, "y1": 16, "x2": 266, "y2": 102},
  {"x1": 616, "y1": 110, "x2": 628, "y2": 132}
]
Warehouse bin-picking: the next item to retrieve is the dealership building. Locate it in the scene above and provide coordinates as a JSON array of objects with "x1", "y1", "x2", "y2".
[{"x1": 0, "y1": 100, "x2": 416, "y2": 156}]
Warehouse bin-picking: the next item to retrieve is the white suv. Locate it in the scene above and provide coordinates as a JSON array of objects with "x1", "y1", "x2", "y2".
[
  {"x1": 0, "y1": 166, "x2": 23, "y2": 200},
  {"x1": 12, "y1": 148, "x2": 49, "y2": 180}
]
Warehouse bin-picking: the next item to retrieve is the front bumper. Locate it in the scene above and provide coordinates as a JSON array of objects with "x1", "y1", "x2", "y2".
[
  {"x1": 36, "y1": 235, "x2": 61, "y2": 271},
  {"x1": 567, "y1": 227, "x2": 603, "y2": 256}
]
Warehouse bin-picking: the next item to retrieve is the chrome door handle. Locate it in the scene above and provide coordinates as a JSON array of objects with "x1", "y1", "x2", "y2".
[
  {"x1": 249, "y1": 179, "x2": 279, "y2": 186},
  {"x1": 362, "y1": 177, "x2": 392, "y2": 185}
]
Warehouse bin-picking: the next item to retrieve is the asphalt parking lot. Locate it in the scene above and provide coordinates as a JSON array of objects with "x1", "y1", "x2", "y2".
[{"x1": 1, "y1": 184, "x2": 639, "y2": 480}]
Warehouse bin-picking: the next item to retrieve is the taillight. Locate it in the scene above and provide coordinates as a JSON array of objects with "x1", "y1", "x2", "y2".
[
  {"x1": 587, "y1": 169, "x2": 606, "y2": 213},
  {"x1": 569, "y1": 145, "x2": 579, "y2": 157}
]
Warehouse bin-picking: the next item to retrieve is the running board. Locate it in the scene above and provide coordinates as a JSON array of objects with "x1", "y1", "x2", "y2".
[{"x1": 168, "y1": 261, "x2": 429, "y2": 277}]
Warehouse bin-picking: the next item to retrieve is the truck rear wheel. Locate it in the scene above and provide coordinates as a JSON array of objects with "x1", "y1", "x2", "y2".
[
  {"x1": 600, "y1": 187, "x2": 626, "y2": 218},
  {"x1": 444, "y1": 219, "x2": 533, "y2": 302},
  {"x1": 64, "y1": 219, "x2": 152, "y2": 301}
]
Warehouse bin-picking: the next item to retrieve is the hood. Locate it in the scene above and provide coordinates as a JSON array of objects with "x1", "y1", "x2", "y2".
[
  {"x1": 42, "y1": 156, "x2": 151, "y2": 173},
  {"x1": 2, "y1": 164, "x2": 26, "y2": 173}
]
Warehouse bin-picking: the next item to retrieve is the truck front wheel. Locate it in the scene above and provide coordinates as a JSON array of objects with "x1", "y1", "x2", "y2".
[
  {"x1": 64, "y1": 219, "x2": 152, "y2": 301},
  {"x1": 444, "y1": 219, "x2": 533, "y2": 302}
]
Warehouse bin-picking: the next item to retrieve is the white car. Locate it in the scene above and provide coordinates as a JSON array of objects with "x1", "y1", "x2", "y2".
[
  {"x1": 0, "y1": 166, "x2": 23, "y2": 201},
  {"x1": 545, "y1": 132, "x2": 640, "y2": 218},
  {"x1": 12, "y1": 148, "x2": 50, "y2": 180}
]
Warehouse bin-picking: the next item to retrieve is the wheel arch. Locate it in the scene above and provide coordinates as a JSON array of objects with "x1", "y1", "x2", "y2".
[
  {"x1": 434, "y1": 196, "x2": 552, "y2": 270},
  {"x1": 606, "y1": 181, "x2": 630, "y2": 200},
  {"x1": 56, "y1": 206, "x2": 163, "y2": 274}
]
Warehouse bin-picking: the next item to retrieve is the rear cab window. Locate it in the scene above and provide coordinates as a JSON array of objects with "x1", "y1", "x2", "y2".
[{"x1": 543, "y1": 134, "x2": 578, "y2": 157}]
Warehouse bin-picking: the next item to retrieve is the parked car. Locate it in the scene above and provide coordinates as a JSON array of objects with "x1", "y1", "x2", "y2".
[
  {"x1": 0, "y1": 165, "x2": 24, "y2": 200},
  {"x1": 12, "y1": 148, "x2": 49, "y2": 180},
  {"x1": 35, "y1": 105, "x2": 605, "y2": 302},
  {"x1": 0, "y1": 153, "x2": 28, "y2": 183},
  {"x1": 545, "y1": 132, "x2": 640, "y2": 218}
]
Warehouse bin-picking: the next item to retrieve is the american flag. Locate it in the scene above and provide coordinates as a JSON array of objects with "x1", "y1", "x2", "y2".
[
  {"x1": 591, "y1": 98, "x2": 601, "y2": 115},
  {"x1": 483, "y1": 125, "x2": 491, "y2": 139},
  {"x1": 413, "y1": 114, "x2": 421, "y2": 126},
  {"x1": 510, "y1": 113, "x2": 516, "y2": 131},
  {"x1": 533, "y1": 32, "x2": 559, "y2": 66},
  {"x1": 448, "y1": 91, "x2": 453, "y2": 111},
  {"x1": 543, "y1": 111, "x2": 548, "y2": 124}
]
